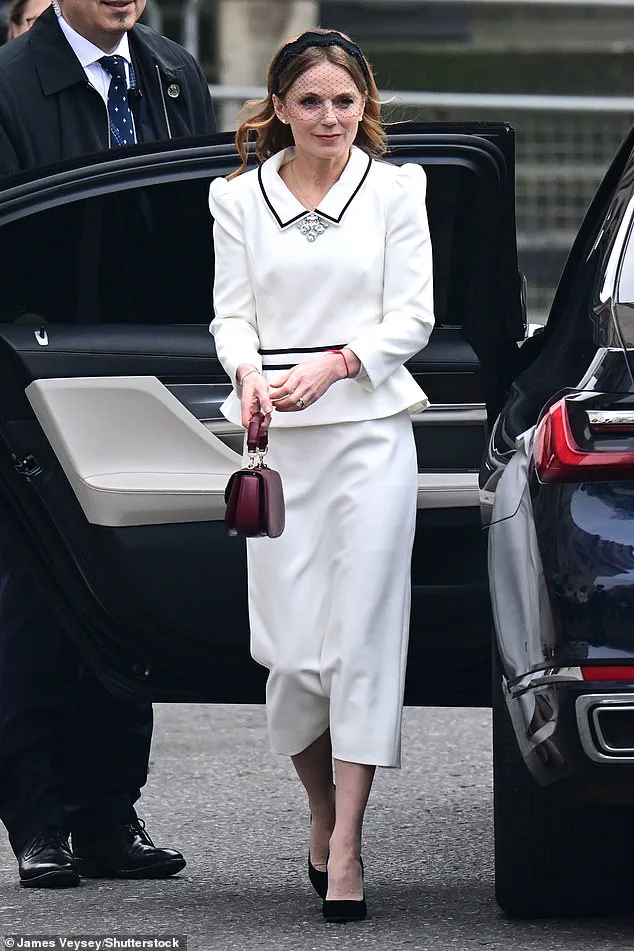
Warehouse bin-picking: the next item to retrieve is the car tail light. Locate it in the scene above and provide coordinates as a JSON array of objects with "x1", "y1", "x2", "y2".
[
  {"x1": 582, "y1": 666, "x2": 634, "y2": 681},
  {"x1": 533, "y1": 397, "x2": 634, "y2": 483}
]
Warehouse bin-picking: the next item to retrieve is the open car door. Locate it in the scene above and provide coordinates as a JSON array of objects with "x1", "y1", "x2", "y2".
[{"x1": 0, "y1": 124, "x2": 523, "y2": 704}]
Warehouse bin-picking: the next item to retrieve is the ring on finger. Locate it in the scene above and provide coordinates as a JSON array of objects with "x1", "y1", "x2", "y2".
[{"x1": 296, "y1": 397, "x2": 305, "y2": 409}]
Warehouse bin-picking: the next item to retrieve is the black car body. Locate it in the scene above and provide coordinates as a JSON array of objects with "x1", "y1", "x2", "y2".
[{"x1": 481, "y1": 125, "x2": 634, "y2": 917}]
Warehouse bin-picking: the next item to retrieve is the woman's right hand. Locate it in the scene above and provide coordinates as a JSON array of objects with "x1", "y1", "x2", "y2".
[{"x1": 237, "y1": 364, "x2": 273, "y2": 429}]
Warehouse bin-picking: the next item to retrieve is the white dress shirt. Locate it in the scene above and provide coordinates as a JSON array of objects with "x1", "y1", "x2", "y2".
[
  {"x1": 57, "y1": 13, "x2": 135, "y2": 110},
  {"x1": 209, "y1": 145, "x2": 435, "y2": 428}
]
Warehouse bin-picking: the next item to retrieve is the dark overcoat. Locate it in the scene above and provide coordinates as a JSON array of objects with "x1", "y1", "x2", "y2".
[{"x1": 0, "y1": 6, "x2": 217, "y2": 176}]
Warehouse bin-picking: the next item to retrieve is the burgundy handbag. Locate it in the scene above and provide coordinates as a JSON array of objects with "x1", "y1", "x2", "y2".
[{"x1": 224, "y1": 412, "x2": 285, "y2": 538}]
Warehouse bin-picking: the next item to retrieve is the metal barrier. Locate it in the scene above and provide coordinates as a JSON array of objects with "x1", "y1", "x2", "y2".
[{"x1": 209, "y1": 85, "x2": 634, "y2": 323}]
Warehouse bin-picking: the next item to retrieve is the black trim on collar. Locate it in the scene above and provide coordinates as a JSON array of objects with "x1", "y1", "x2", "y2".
[
  {"x1": 258, "y1": 151, "x2": 372, "y2": 230},
  {"x1": 258, "y1": 164, "x2": 303, "y2": 228},
  {"x1": 316, "y1": 152, "x2": 372, "y2": 223}
]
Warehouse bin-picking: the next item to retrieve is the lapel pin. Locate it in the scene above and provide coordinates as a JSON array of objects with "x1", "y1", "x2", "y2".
[{"x1": 167, "y1": 84, "x2": 181, "y2": 99}]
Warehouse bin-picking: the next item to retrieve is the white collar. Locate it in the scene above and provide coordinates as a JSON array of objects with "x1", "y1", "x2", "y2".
[
  {"x1": 57, "y1": 14, "x2": 132, "y2": 69},
  {"x1": 258, "y1": 146, "x2": 372, "y2": 230}
]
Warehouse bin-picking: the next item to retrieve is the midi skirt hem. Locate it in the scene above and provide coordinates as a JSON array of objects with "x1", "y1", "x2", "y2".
[
  {"x1": 267, "y1": 720, "x2": 402, "y2": 769},
  {"x1": 267, "y1": 716, "x2": 331, "y2": 760},
  {"x1": 270, "y1": 745, "x2": 402, "y2": 770}
]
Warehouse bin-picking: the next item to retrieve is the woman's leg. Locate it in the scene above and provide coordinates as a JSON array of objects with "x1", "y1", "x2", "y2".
[
  {"x1": 291, "y1": 729, "x2": 336, "y2": 871},
  {"x1": 327, "y1": 759, "x2": 375, "y2": 900}
]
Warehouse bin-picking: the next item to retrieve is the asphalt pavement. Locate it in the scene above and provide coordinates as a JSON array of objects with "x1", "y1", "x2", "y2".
[{"x1": 2, "y1": 704, "x2": 634, "y2": 950}]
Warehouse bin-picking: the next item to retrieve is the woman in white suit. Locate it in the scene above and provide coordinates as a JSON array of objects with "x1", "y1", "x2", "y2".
[{"x1": 209, "y1": 28, "x2": 434, "y2": 922}]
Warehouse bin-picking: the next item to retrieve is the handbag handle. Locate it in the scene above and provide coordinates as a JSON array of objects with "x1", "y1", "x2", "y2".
[{"x1": 246, "y1": 412, "x2": 268, "y2": 453}]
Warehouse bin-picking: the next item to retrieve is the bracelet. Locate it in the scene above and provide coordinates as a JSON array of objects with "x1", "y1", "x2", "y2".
[
  {"x1": 328, "y1": 349, "x2": 349, "y2": 379},
  {"x1": 238, "y1": 367, "x2": 260, "y2": 386}
]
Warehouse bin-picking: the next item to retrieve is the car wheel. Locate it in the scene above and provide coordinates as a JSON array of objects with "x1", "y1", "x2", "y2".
[{"x1": 493, "y1": 644, "x2": 631, "y2": 918}]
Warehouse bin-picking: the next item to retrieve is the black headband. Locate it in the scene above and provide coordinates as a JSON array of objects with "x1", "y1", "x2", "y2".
[{"x1": 271, "y1": 31, "x2": 371, "y2": 95}]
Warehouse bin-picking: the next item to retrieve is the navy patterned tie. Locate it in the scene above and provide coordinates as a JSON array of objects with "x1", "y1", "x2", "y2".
[{"x1": 99, "y1": 55, "x2": 137, "y2": 147}]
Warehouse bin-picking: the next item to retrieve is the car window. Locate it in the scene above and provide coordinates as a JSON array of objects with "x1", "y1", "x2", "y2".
[
  {"x1": 0, "y1": 163, "x2": 474, "y2": 329},
  {"x1": 424, "y1": 164, "x2": 476, "y2": 330},
  {"x1": 0, "y1": 177, "x2": 215, "y2": 325}
]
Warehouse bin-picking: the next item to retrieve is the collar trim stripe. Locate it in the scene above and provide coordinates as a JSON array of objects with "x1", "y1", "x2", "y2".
[
  {"x1": 317, "y1": 152, "x2": 372, "y2": 223},
  {"x1": 257, "y1": 165, "x2": 303, "y2": 228},
  {"x1": 257, "y1": 151, "x2": 372, "y2": 230}
]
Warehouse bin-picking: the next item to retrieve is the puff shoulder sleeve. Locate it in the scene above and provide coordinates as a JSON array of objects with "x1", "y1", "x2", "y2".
[
  {"x1": 347, "y1": 163, "x2": 435, "y2": 389},
  {"x1": 209, "y1": 177, "x2": 261, "y2": 385}
]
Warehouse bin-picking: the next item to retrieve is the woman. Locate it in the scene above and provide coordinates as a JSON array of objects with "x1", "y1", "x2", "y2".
[
  {"x1": 209, "y1": 28, "x2": 434, "y2": 922},
  {"x1": 6, "y1": 0, "x2": 50, "y2": 39}
]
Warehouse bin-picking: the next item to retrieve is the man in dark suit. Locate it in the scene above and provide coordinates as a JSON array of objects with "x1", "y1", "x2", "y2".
[
  {"x1": 0, "y1": 0, "x2": 216, "y2": 887},
  {"x1": 0, "y1": 0, "x2": 215, "y2": 173}
]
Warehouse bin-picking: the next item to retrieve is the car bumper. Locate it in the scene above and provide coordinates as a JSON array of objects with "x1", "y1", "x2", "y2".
[{"x1": 504, "y1": 675, "x2": 634, "y2": 800}]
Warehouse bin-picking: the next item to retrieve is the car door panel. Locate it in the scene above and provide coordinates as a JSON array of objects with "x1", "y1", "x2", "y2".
[
  {"x1": 0, "y1": 125, "x2": 521, "y2": 705},
  {"x1": 0, "y1": 321, "x2": 487, "y2": 504},
  {"x1": 0, "y1": 403, "x2": 254, "y2": 703},
  {"x1": 26, "y1": 376, "x2": 237, "y2": 526}
]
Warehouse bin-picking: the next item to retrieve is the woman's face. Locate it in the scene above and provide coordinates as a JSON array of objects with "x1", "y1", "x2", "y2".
[
  {"x1": 8, "y1": 0, "x2": 50, "y2": 38},
  {"x1": 274, "y1": 61, "x2": 366, "y2": 163}
]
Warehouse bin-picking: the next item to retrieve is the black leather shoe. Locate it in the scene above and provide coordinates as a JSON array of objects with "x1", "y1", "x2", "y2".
[
  {"x1": 323, "y1": 897, "x2": 367, "y2": 923},
  {"x1": 72, "y1": 818, "x2": 186, "y2": 879},
  {"x1": 18, "y1": 830, "x2": 80, "y2": 888}
]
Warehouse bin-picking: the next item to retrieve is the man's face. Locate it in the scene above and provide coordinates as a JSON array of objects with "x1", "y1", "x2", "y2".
[{"x1": 58, "y1": 0, "x2": 147, "y2": 52}]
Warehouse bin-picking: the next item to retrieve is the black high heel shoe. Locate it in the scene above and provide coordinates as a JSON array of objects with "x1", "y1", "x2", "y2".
[
  {"x1": 308, "y1": 803, "x2": 333, "y2": 900},
  {"x1": 308, "y1": 853, "x2": 328, "y2": 899},
  {"x1": 322, "y1": 857, "x2": 366, "y2": 922},
  {"x1": 322, "y1": 896, "x2": 367, "y2": 923}
]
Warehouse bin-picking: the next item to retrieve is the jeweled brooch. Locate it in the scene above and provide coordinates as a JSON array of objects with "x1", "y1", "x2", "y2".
[{"x1": 297, "y1": 212, "x2": 329, "y2": 242}]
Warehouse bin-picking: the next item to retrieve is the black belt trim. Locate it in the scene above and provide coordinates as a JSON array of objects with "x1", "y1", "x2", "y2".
[{"x1": 259, "y1": 344, "x2": 346, "y2": 355}]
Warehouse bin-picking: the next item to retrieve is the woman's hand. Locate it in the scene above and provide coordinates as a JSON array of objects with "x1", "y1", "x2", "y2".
[
  {"x1": 270, "y1": 350, "x2": 358, "y2": 412},
  {"x1": 237, "y1": 364, "x2": 273, "y2": 429}
]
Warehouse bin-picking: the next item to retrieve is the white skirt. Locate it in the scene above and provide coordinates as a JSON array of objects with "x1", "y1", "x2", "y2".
[{"x1": 247, "y1": 412, "x2": 417, "y2": 768}]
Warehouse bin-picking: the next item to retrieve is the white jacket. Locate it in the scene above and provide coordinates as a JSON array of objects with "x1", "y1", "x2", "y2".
[{"x1": 209, "y1": 145, "x2": 435, "y2": 427}]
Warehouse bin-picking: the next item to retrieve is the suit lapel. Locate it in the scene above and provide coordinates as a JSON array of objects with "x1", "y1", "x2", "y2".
[{"x1": 28, "y1": 7, "x2": 88, "y2": 96}]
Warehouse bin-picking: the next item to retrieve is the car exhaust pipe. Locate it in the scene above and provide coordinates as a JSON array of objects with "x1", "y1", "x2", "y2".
[{"x1": 576, "y1": 694, "x2": 634, "y2": 763}]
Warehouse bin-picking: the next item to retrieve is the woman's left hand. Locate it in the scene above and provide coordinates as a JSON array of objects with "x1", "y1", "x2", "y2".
[{"x1": 270, "y1": 353, "x2": 347, "y2": 412}]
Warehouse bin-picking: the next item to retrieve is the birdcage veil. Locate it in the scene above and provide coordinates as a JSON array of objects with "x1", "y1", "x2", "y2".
[{"x1": 229, "y1": 29, "x2": 386, "y2": 179}]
